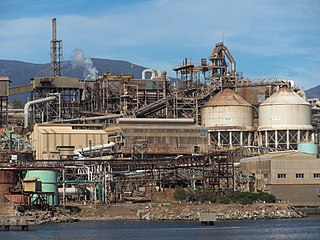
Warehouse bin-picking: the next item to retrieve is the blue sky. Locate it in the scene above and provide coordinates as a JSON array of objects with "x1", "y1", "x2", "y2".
[{"x1": 0, "y1": 0, "x2": 319, "y2": 89}]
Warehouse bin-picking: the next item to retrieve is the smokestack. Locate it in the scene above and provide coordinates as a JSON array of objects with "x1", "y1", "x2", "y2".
[
  {"x1": 51, "y1": 18, "x2": 62, "y2": 77},
  {"x1": 52, "y1": 18, "x2": 56, "y2": 41}
]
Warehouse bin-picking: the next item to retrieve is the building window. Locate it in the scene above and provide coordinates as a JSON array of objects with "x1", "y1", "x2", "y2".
[
  {"x1": 263, "y1": 174, "x2": 268, "y2": 179},
  {"x1": 296, "y1": 173, "x2": 304, "y2": 179},
  {"x1": 277, "y1": 173, "x2": 286, "y2": 179},
  {"x1": 314, "y1": 173, "x2": 320, "y2": 179}
]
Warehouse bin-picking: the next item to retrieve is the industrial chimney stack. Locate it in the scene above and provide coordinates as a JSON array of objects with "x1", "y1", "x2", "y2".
[{"x1": 50, "y1": 18, "x2": 63, "y2": 77}]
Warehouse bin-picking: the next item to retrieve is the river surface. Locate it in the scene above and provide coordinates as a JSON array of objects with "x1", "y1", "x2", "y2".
[{"x1": 1, "y1": 216, "x2": 320, "y2": 240}]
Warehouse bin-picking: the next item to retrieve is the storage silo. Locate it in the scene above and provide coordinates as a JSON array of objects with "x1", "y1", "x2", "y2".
[
  {"x1": 25, "y1": 170, "x2": 58, "y2": 205},
  {"x1": 201, "y1": 88, "x2": 254, "y2": 149},
  {"x1": 258, "y1": 88, "x2": 313, "y2": 150}
]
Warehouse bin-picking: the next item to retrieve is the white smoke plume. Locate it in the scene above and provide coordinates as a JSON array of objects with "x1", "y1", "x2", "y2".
[{"x1": 71, "y1": 48, "x2": 98, "y2": 80}]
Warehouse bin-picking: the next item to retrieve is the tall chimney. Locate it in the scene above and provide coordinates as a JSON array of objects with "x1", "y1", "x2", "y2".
[
  {"x1": 51, "y1": 18, "x2": 63, "y2": 76},
  {"x1": 52, "y1": 18, "x2": 57, "y2": 41}
]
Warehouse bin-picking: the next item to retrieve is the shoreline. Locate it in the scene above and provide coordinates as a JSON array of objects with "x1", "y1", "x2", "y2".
[
  {"x1": 2, "y1": 202, "x2": 314, "y2": 225},
  {"x1": 37, "y1": 202, "x2": 308, "y2": 224}
]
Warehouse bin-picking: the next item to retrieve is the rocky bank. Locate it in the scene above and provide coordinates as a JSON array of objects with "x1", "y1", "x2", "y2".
[
  {"x1": 134, "y1": 202, "x2": 304, "y2": 221},
  {"x1": 0, "y1": 202, "x2": 305, "y2": 224}
]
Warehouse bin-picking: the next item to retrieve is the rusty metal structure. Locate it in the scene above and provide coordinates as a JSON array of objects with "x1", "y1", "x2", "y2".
[
  {"x1": 0, "y1": 77, "x2": 9, "y2": 127},
  {"x1": 0, "y1": 151, "x2": 235, "y2": 203}
]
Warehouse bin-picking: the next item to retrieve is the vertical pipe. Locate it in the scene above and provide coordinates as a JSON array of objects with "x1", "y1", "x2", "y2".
[
  {"x1": 62, "y1": 170, "x2": 66, "y2": 205},
  {"x1": 162, "y1": 72, "x2": 167, "y2": 98}
]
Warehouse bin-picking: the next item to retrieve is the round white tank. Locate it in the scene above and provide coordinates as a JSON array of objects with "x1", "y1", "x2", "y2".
[
  {"x1": 201, "y1": 89, "x2": 253, "y2": 129},
  {"x1": 258, "y1": 88, "x2": 312, "y2": 130}
]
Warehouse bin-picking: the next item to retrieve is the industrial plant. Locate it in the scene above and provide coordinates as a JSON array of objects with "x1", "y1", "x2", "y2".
[{"x1": 1, "y1": 18, "x2": 320, "y2": 210}]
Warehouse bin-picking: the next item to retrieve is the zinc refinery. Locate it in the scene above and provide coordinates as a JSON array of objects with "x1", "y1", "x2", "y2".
[{"x1": 0, "y1": 18, "x2": 320, "y2": 208}]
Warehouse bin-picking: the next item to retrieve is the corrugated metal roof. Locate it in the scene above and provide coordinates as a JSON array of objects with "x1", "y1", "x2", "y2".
[
  {"x1": 261, "y1": 88, "x2": 310, "y2": 106},
  {"x1": 240, "y1": 150, "x2": 317, "y2": 162},
  {"x1": 203, "y1": 88, "x2": 252, "y2": 107}
]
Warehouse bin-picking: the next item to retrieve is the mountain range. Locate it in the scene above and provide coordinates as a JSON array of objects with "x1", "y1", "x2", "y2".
[{"x1": 0, "y1": 59, "x2": 319, "y2": 102}]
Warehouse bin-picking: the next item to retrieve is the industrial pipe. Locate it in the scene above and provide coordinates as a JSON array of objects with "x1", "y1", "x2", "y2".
[
  {"x1": 118, "y1": 118, "x2": 194, "y2": 124},
  {"x1": 24, "y1": 95, "x2": 57, "y2": 128},
  {"x1": 142, "y1": 69, "x2": 156, "y2": 79},
  {"x1": 210, "y1": 43, "x2": 236, "y2": 75},
  {"x1": 74, "y1": 142, "x2": 115, "y2": 158}
]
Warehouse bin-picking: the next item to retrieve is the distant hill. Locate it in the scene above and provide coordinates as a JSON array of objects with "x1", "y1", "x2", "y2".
[
  {"x1": 0, "y1": 58, "x2": 146, "y2": 87},
  {"x1": 0, "y1": 58, "x2": 147, "y2": 102},
  {"x1": 305, "y1": 85, "x2": 320, "y2": 99}
]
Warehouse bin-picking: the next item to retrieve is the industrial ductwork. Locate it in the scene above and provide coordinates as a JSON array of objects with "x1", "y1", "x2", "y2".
[
  {"x1": 24, "y1": 95, "x2": 57, "y2": 128},
  {"x1": 209, "y1": 43, "x2": 236, "y2": 76},
  {"x1": 74, "y1": 142, "x2": 115, "y2": 158},
  {"x1": 142, "y1": 69, "x2": 156, "y2": 79}
]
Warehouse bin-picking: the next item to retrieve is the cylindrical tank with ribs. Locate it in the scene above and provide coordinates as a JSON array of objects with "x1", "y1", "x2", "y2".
[
  {"x1": 201, "y1": 88, "x2": 254, "y2": 149},
  {"x1": 258, "y1": 87, "x2": 313, "y2": 150}
]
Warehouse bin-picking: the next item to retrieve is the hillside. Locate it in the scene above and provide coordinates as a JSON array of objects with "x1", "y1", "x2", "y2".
[
  {"x1": 0, "y1": 58, "x2": 146, "y2": 87},
  {"x1": 0, "y1": 58, "x2": 147, "y2": 102},
  {"x1": 305, "y1": 85, "x2": 320, "y2": 99}
]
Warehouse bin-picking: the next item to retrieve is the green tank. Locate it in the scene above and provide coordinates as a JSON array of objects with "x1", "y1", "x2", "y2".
[
  {"x1": 25, "y1": 170, "x2": 58, "y2": 205},
  {"x1": 298, "y1": 142, "x2": 318, "y2": 156}
]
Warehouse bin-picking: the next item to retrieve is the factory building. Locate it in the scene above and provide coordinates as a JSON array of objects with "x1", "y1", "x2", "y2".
[
  {"x1": 105, "y1": 118, "x2": 208, "y2": 158},
  {"x1": 30, "y1": 124, "x2": 109, "y2": 160},
  {"x1": 240, "y1": 143, "x2": 320, "y2": 206}
]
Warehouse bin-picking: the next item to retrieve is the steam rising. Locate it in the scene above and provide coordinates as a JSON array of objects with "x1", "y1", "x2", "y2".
[{"x1": 71, "y1": 48, "x2": 98, "y2": 80}]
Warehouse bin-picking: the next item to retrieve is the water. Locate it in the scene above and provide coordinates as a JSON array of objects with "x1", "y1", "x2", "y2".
[{"x1": 1, "y1": 216, "x2": 320, "y2": 240}]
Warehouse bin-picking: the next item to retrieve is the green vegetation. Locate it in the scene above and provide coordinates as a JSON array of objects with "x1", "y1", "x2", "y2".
[
  {"x1": 173, "y1": 187, "x2": 188, "y2": 201},
  {"x1": 217, "y1": 192, "x2": 276, "y2": 205},
  {"x1": 173, "y1": 188, "x2": 276, "y2": 205}
]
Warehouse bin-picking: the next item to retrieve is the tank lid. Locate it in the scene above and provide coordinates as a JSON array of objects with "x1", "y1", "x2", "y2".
[
  {"x1": 261, "y1": 88, "x2": 310, "y2": 106},
  {"x1": 203, "y1": 88, "x2": 252, "y2": 107}
]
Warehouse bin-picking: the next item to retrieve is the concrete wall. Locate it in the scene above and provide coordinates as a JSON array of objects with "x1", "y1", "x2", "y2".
[
  {"x1": 269, "y1": 184, "x2": 320, "y2": 206},
  {"x1": 271, "y1": 156, "x2": 320, "y2": 185}
]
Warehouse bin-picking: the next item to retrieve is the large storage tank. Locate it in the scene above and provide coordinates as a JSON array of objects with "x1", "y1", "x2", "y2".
[
  {"x1": 201, "y1": 89, "x2": 254, "y2": 148},
  {"x1": 25, "y1": 170, "x2": 58, "y2": 205},
  {"x1": 202, "y1": 88, "x2": 253, "y2": 129},
  {"x1": 259, "y1": 88, "x2": 312, "y2": 130},
  {"x1": 258, "y1": 88, "x2": 313, "y2": 150},
  {"x1": 0, "y1": 170, "x2": 17, "y2": 195}
]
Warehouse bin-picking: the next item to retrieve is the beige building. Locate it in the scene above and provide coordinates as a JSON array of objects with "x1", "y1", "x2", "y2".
[
  {"x1": 31, "y1": 124, "x2": 109, "y2": 160},
  {"x1": 240, "y1": 151, "x2": 320, "y2": 206}
]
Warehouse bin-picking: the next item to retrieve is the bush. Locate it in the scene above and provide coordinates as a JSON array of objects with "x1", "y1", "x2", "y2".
[
  {"x1": 214, "y1": 192, "x2": 276, "y2": 205},
  {"x1": 217, "y1": 196, "x2": 231, "y2": 204},
  {"x1": 238, "y1": 196, "x2": 254, "y2": 205},
  {"x1": 173, "y1": 187, "x2": 188, "y2": 201},
  {"x1": 257, "y1": 192, "x2": 276, "y2": 203},
  {"x1": 200, "y1": 189, "x2": 216, "y2": 203},
  {"x1": 187, "y1": 189, "x2": 217, "y2": 203}
]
